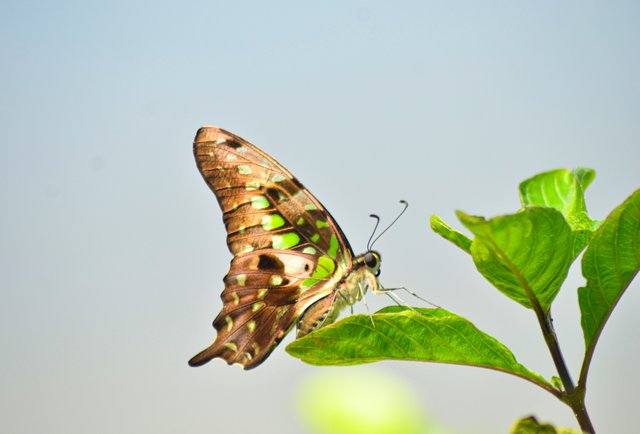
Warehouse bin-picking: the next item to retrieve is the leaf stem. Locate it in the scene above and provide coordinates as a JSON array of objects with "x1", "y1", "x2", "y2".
[
  {"x1": 538, "y1": 312, "x2": 575, "y2": 395},
  {"x1": 537, "y1": 309, "x2": 595, "y2": 434},
  {"x1": 494, "y1": 246, "x2": 595, "y2": 433}
]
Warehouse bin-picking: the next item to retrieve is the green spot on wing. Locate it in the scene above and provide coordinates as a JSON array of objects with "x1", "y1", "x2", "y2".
[
  {"x1": 312, "y1": 256, "x2": 336, "y2": 279},
  {"x1": 238, "y1": 165, "x2": 252, "y2": 175},
  {"x1": 271, "y1": 175, "x2": 286, "y2": 183},
  {"x1": 311, "y1": 233, "x2": 320, "y2": 243},
  {"x1": 328, "y1": 234, "x2": 339, "y2": 259},
  {"x1": 270, "y1": 275, "x2": 283, "y2": 286},
  {"x1": 304, "y1": 204, "x2": 318, "y2": 211},
  {"x1": 272, "y1": 232, "x2": 301, "y2": 249},
  {"x1": 262, "y1": 214, "x2": 286, "y2": 230},
  {"x1": 297, "y1": 217, "x2": 305, "y2": 226},
  {"x1": 316, "y1": 220, "x2": 330, "y2": 229},
  {"x1": 246, "y1": 320, "x2": 256, "y2": 332},
  {"x1": 245, "y1": 181, "x2": 260, "y2": 191},
  {"x1": 251, "y1": 195, "x2": 269, "y2": 209},
  {"x1": 223, "y1": 342, "x2": 238, "y2": 351},
  {"x1": 301, "y1": 278, "x2": 320, "y2": 290}
]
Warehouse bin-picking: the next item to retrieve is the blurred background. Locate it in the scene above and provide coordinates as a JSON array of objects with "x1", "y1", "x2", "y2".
[{"x1": 1, "y1": 1, "x2": 639, "y2": 433}]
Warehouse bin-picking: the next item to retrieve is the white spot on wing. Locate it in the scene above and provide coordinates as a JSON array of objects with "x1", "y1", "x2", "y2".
[{"x1": 283, "y1": 256, "x2": 309, "y2": 276}]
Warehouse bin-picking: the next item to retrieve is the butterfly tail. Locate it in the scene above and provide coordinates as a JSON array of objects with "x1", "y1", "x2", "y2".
[
  {"x1": 189, "y1": 302, "x2": 301, "y2": 370},
  {"x1": 188, "y1": 345, "x2": 220, "y2": 367}
]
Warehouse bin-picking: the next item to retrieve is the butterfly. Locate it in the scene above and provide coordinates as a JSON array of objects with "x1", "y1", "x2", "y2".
[{"x1": 189, "y1": 126, "x2": 384, "y2": 369}]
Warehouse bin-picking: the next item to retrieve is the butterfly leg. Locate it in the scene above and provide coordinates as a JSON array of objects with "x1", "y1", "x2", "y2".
[
  {"x1": 373, "y1": 285, "x2": 441, "y2": 309},
  {"x1": 384, "y1": 291, "x2": 404, "y2": 307},
  {"x1": 358, "y1": 282, "x2": 376, "y2": 329},
  {"x1": 334, "y1": 290, "x2": 353, "y2": 316},
  {"x1": 375, "y1": 286, "x2": 416, "y2": 312}
]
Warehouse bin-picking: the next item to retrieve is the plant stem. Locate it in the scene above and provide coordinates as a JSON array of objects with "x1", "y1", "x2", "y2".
[
  {"x1": 568, "y1": 398, "x2": 594, "y2": 434},
  {"x1": 489, "y1": 243, "x2": 596, "y2": 432},
  {"x1": 538, "y1": 312, "x2": 575, "y2": 395},
  {"x1": 536, "y1": 310, "x2": 595, "y2": 434}
]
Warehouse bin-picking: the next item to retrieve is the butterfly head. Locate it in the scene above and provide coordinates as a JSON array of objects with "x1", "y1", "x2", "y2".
[{"x1": 359, "y1": 250, "x2": 382, "y2": 277}]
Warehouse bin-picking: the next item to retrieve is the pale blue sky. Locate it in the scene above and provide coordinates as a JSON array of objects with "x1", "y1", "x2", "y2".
[{"x1": 1, "y1": 1, "x2": 639, "y2": 433}]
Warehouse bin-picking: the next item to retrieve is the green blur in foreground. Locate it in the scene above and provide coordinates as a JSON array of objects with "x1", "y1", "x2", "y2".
[{"x1": 297, "y1": 369, "x2": 448, "y2": 434}]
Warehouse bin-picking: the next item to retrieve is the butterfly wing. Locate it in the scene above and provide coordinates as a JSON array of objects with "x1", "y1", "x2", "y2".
[{"x1": 190, "y1": 126, "x2": 354, "y2": 369}]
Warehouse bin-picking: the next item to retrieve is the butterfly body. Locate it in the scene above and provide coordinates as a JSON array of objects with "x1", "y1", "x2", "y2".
[
  {"x1": 189, "y1": 126, "x2": 381, "y2": 369},
  {"x1": 295, "y1": 251, "x2": 381, "y2": 337}
]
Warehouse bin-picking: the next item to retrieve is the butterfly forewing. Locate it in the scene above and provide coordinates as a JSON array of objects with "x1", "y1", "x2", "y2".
[{"x1": 190, "y1": 126, "x2": 354, "y2": 369}]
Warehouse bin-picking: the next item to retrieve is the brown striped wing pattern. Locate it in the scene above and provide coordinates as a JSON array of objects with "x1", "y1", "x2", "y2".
[{"x1": 189, "y1": 126, "x2": 355, "y2": 369}]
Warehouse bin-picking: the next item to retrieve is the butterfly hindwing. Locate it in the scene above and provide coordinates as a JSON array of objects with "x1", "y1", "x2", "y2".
[{"x1": 190, "y1": 126, "x2": 355, "y2": 369}]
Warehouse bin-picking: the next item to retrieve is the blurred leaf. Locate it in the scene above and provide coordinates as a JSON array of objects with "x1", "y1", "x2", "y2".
[
  {"x1": 429, "y1": 214, "x2": 471, "y2": 253},
  {"x1": 458, "y1": 207, "x2": 573, "y2": 312},
  {"x1": 297, "y1": 369, "x2": 447, "y2": 434},
  {"x1": 578, "y1": 189, "x2": 640, "y2": 357},
  {"x1": 510, "y1": 416, "x2": 581, "y2": 434},
  {"x1": 511, "y1": 416, "x2": 557, "y2": 434},
  {"x1": 287, "y1": 307, "x2": 554, "y2": 393}
]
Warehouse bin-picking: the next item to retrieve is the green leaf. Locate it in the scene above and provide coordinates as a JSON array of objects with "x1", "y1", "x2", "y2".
[
  {"x1": 510, "y1": 416, "x2": 580, "y2": 434},
  {"x1": 510, "y1": 417, "x2": 558, "y2": 434},
  {"x1": 519, "y1": 168, "x2": 600, "y2": 257},
  {"x1": 519, "y1": 167, "x2": 601, "y2": 258},
  {"x1": 573, "y1": 167, "x2": 595, "y2": 189},
  {"x1": 518, "y1": 168, "x2": 596, "y2": 232},
  {"x1": 458, "y1": 207, "x2": 574, "y2": 312},
  {"x1": 429, "y1": 214, "x2": 471, "y2": 253},
  {"x1": 550, "y1": 376, "x2": 563, "y2": 392},
  {"x1": 286, "y1": 307, "x2": 555, "y2": 393},
  {"x1": 578, "y1": 189, "x2": 640, "y2": 356}
]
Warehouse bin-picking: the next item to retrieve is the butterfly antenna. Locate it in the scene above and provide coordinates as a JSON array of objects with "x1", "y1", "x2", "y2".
[
  {"x1": 370, "y1": 200, "x2": 409, "y2": 249},
  {"x1": 367, "y1": 214, "x2": 381, "y2": 251}
]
